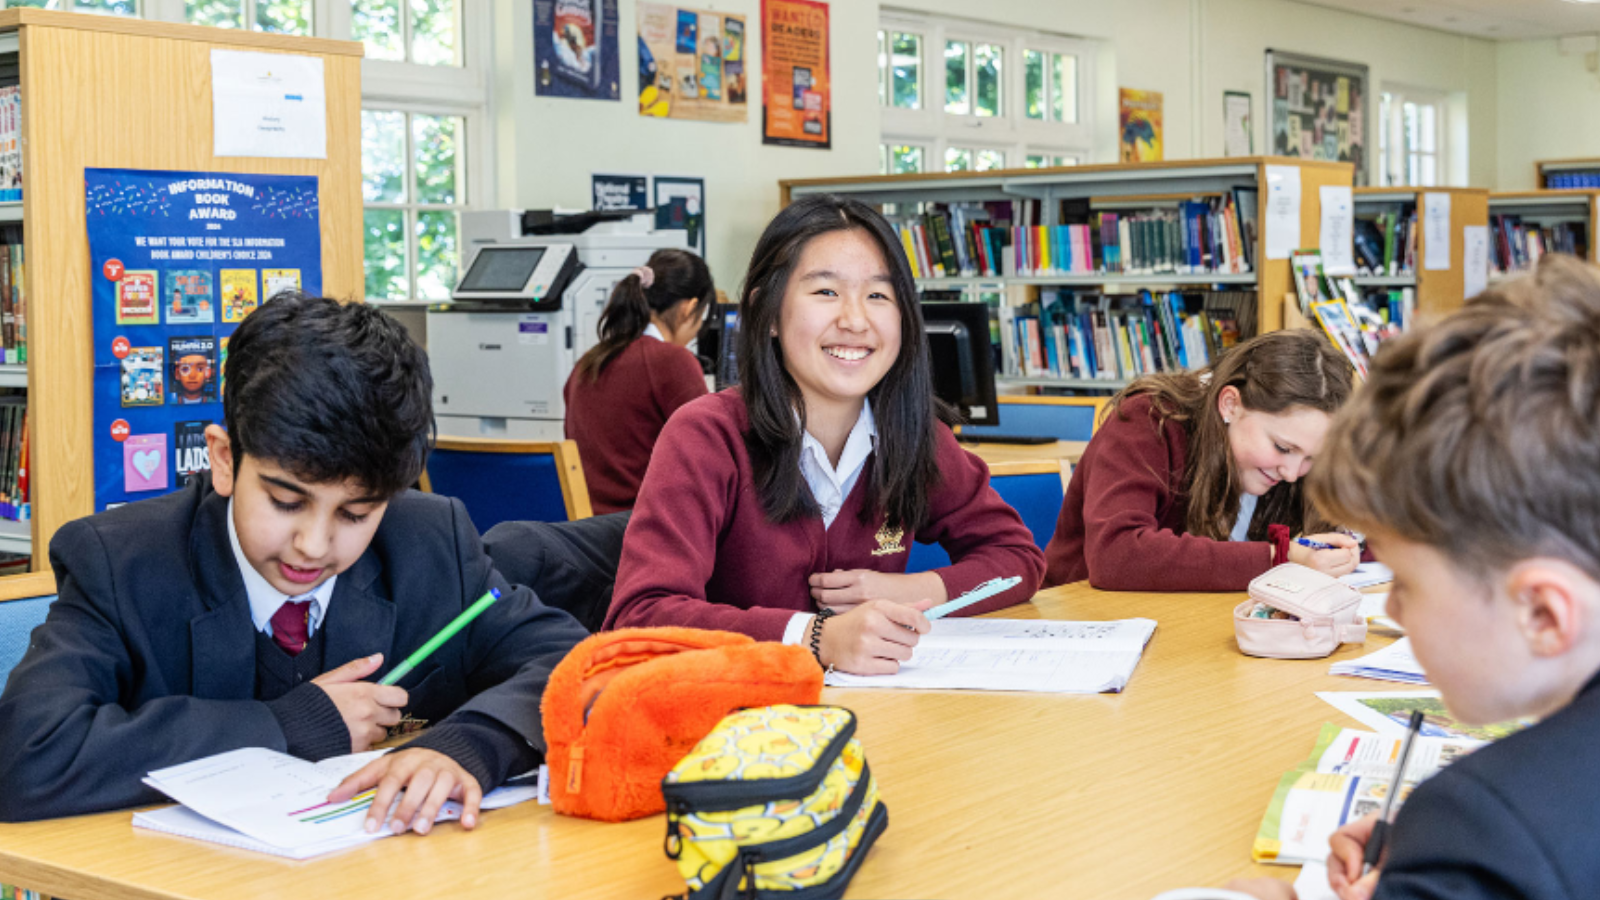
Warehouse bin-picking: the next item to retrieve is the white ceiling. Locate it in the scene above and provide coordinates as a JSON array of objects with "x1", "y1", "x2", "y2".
[{"x1": 1291, "y1": 0, "x2": 1600, "y2": 41}]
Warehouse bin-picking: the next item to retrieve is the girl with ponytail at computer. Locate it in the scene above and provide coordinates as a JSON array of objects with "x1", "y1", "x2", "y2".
[
  {"x1": 604, "y1": 194, "x2": 1045, "y2": 675},
  {"x1": 563, "y1": 248, "x2": 714, "y2": 514}
]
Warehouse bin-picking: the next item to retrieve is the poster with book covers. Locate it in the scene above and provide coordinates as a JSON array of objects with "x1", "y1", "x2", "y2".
[
  {"x1": 534, "y1": 0, "x2": 620, "y2": 101},
  {"x1": 86, "y1": 168, "x2": 321, "y2": 512},
  {"x1": 761, "y1": 0, "x2": 830, "y2": 148},
  {"x1": 637, "y1": 3, "x2": 748, "y2": 122},
  {"x1": 1118, "y1": 88, "x2": 1163, "y2": 162},
  {"x1": 1266, "y1": 49, "x2": 1368, "y2": 185}
]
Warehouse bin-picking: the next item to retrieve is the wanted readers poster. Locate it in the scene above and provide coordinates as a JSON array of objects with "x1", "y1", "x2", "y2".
[
  {"x1": 87, "y1": 168, "x2": 321, "y2": 511},
  {"x1": 761, "y1": 0, "x2": 829, "y2": 148}
]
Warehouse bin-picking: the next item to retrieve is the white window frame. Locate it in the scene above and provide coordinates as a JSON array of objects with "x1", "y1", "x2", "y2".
[
  {"x1": 1379, "y1": 84, "x2": 1447, "y2": 189},
  {"x1": 879, "y1": 10, "x2": 1096, "y2": 175}
]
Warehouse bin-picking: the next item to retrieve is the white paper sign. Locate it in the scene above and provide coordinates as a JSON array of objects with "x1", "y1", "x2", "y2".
[
  {"x1": 1319, "y1": 185, "x2": 1355, "y2": 274},
  {"x1": 1264, "y1": 165, "x2": 1302, "y2": 260},
  {"x1": 1463, "y1": 225, "x2": 1489, "y2": 299},
  {"x1": 211, "y1": 50, "x2": 327, "y2": 159},
  {"x1": 1224, "y1": 92, "x2": 1252, "y2": 157},
  {"x1": 1423, "y1": 192, "x2": 1451, "y2": 271}
]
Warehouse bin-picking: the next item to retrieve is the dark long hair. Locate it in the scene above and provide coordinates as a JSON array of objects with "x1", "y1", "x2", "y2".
[
  {"x1": 574, "y1": 248, "x2": 714, "y2": 379},
  {"x1": 1107, "y1": 329, "x2": 1354, "y2": 540},
  {"x1": 737, "y1": 194, "x2": 951, "y2": 531}
]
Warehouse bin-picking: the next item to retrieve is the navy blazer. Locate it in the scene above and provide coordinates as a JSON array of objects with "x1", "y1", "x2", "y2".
[
  {"x1": 1375, "y1": 672, "x2": 1600, "y2": 900},
  {"x1": 0, "y1": 475, "x2": 589, "y2": 821}
]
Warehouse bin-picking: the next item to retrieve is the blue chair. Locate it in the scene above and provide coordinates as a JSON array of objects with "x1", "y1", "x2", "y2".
[
  {"x1": 422, "y1": 438, "x2": 594, "y2": 535},
  {"x1": 907, "y1": 460, "x2": 1067, "y2": 574},
  {"x1": 0, "y1": 589, "x2": 55, "y2": 688},
  {"x1": 959, "y1": 396, "x2": 1108, "y2": 442}
]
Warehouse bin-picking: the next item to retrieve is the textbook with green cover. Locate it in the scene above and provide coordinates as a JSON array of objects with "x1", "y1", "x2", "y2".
[{"x1": 1252, "y1": 724, "x2": 1482, "y2": 866}]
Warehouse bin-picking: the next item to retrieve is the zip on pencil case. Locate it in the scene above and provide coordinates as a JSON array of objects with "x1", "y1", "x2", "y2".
[
  {"x1": 662, "y1": 705, "x2": 888, "y2": 900},
  {"x1": 1235, "y1": 563, "x2": 1366, "y2": 659}
]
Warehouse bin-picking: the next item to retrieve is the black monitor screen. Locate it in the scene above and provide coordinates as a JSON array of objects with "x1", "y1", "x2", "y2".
[
  {"x1": 922, "y1": 302, "x2": 998, "y2": 427},
  {"x1": 457, "y1": 247, "x2": 545, "y2": 292}
]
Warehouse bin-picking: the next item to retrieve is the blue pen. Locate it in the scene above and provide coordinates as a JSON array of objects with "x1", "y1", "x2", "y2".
[
  {"x1": 926, "y1": 576, "x2": 1023, "y2": 620},
  {"x1": 1296, "y1": 537, "x2": 1337, "y2": 551}
]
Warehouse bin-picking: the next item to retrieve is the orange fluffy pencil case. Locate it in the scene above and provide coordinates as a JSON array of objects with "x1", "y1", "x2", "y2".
[{"x1": 541, "y1": 627, "x2": 823, "y2": 822}]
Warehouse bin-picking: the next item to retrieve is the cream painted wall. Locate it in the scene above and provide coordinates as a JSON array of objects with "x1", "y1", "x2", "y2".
[
  {"x1": 489, "y1": 0, "x2": 1499, "y2": 290},
  {"x1": 1494, "y1": 39, "x2": 1600, "y2": 191}
]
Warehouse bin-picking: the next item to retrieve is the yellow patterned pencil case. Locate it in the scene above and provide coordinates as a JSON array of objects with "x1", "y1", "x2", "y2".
[{"x1": 661, "y1": 705, "x2": 887, "y2": 900}]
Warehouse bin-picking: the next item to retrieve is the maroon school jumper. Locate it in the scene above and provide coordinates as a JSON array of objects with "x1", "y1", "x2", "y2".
[
  {"x1": 564, "y1": 337, "x2": 708, "y2": 515},
  {"x1": 604, "y1": 390, "x2": 1046, "y2": 640},
  {"x1": 1043, "y1": 393, "x2": 1273, "y2": 591}
]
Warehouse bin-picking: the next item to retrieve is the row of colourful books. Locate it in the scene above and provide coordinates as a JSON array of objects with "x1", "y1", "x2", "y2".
[
  {"x1": 1544, "y1": 171, "x2": 1600, "y2": 189},
  {"x1": 0, "y1": 397, "x2": 28, "y2": 522},
  {"x1": 1490, "y1": 215, "x2": 1586, "y2": 275},
  {"x1": 1353, "y1": 209, "x2": 1416, "y2": 277},
  {"x1": 0, "y1": 86, "x2": 19, "y2": 204},
  {"x1": 995, "y1": 289, "x2": 1257, "y2": 382},
  {"x1": 1, "y1": 229, "x2": 26, "y2": 365}
]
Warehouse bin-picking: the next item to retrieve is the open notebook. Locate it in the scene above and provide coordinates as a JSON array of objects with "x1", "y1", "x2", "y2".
[{"x1": 134, "y1": 748, "x2": 541, "y2": 859}]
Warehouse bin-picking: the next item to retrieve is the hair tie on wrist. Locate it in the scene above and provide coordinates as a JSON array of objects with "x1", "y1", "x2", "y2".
[{"x1": 632, "y1": 266, "x2": 655, "y2": 289}]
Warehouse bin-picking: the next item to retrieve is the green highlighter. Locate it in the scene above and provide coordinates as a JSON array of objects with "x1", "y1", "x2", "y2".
[{"x1": 378, "y1": 587, "x2": 502, "y2": 686}]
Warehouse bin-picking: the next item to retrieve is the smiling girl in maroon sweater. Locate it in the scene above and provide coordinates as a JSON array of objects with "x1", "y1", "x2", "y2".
[
  {"x1": 605, "y1": 195, "x2": 1044, "y2": 675},
  {"x1": 1043, "y1": 330, "x2": 1360, "y2": 592}
]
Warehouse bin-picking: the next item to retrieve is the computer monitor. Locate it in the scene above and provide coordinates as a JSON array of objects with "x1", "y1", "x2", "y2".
[{"x1": 921, "y1": 302, "x2": 998, "y2": 427}]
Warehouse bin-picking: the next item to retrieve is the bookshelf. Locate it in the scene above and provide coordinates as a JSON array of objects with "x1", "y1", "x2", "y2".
[
  {"x1": 0, "y1": 11, "x2": 363, "y2": 603},
  {"x1": 1487, "y1": 191, "x2": 1600, "y2": 284},
  {"x1": 780, "y1": 157, "x2": 1354, "y2": 392},
  {"x1": 1536, "y1": 158, "x2": 1600, "y2": 190},
  {"x1": 1352, "y1": 187, "x2": 1488, "y2": 319}
]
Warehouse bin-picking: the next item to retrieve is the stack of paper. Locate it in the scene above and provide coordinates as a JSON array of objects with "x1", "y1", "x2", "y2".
[
  {"x1": 134, "y1": 748, "x2": 538, "y2": 859},
  {"x1": 824, "y1": 618, "x2": 1157, "y2": 693},
  {"x1": 1253, "y1": 724, "x2": 1482, "y2": 865},
  {"x1": 1329, "y1": 637, "x2": 1428, "y2": 684},
  {"x1": 1358, "y1": 592, "x2": 1402, "y2": 634},
  {"x1": 1340, "y1": 562, "x2": 1393, "y2": 588}
]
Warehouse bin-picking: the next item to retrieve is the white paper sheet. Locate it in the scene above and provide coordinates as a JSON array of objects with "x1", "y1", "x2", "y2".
[
  {"x1": 1330, "y1": 637, "x2": 1428, "y2": 684},
  {"x1": 1264, "y1": 165, "x2": 1303, "y2": 260},
  {"x1": 1319, "y1": 185, "x2": 1355, "y2": 274},
  {"x1": 1316, "y1": 690, "x2": 1535, "y2": 742},
  {"x1": 824, "y1": 618, "x2": 1157, "y2": 693},
  {"x1": 211, "y1": 49, "x2": 327, "y2": 159},
  {"x1": 1423, "y1": 192, "x2": 1451, "y2": 271},
  {"x1": 1340, "y1": 562, "x2": 1393, "y2": 588},
  {"x1": 1293, "y1": 861, "x2": 1339, "y2": 900},
  {"x1": 1463, "y1": 224, "x2": 1489, "y2": 299}
]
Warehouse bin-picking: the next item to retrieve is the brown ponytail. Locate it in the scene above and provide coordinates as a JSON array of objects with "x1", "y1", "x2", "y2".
[{"x1": 574, "y1": 248, "x2": 715, "y2": 380}]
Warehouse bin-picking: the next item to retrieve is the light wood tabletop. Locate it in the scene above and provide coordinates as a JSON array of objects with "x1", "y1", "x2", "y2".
[
  {"x1": 965, "y1": 439, "x2": 1088, "y2": 469},
  {"x1": 0, "y1": 582, "x2": 1396, "y2": 900}
]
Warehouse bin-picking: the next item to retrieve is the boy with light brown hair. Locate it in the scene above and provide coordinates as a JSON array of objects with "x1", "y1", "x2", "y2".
[{"x1": 1230, "y1": 253, "x2": 1600, "y2": 900}]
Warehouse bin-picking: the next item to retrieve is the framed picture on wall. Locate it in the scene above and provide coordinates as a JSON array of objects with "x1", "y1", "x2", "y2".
[{"x1": 1265, "y1": 49, "x2": 1368, "y2": 185}]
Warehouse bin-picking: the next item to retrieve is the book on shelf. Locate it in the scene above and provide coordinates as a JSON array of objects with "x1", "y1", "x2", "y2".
[
  {"x1": 0, "y1": 225, "x2": 24, "y2": 365},
  {"x1": 0, "y1": 394, "x2": 27, "y2": 522},
  {"x1": 896, "y1": 192, "x2": 1254, "y2": 280},
  {"x1": 1545, "y1": 171, "x2": 1600, "y2": 189},
  {"x1": 995, "y1": 288, "x2": 1257, "y2": 382},
  {"x1": 1489, "y1": 214, "x2": 1587, "y2": 275},
  {"x1": 0, "y1": 85, "x2": 19, "y2": 204},
  {"x1": 1353, "y1": 207, "x2": 1416, "y2": 277}
]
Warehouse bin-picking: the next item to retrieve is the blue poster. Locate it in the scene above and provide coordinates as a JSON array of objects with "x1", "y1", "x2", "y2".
[
  {"x1": 535, "y1": 0, "x2": 621, "y2": 101},
  {"x1": 87, "y1": 168, "x2": 321, "y2": 512}
]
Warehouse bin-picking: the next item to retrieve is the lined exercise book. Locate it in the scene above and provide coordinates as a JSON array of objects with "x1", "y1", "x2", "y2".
[
  {"x1": 824, "y1": 618, "x2": 1157, "y2": 693},
  {"x1": 134, "y1": 748, "x2": 539, "y2": 859}
]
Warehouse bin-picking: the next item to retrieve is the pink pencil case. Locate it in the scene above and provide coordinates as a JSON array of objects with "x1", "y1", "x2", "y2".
[{"x1": 1234, "y1": 564, "x2": 1366, "y2": 659}]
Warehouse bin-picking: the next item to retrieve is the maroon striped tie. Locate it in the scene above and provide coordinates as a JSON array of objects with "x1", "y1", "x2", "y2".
[{"x1": 269, "y1": 600, "x2": 312, "y2": 656}]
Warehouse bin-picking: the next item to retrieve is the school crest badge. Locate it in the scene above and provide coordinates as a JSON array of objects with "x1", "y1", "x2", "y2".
[{"x1": 871, "y1": 524, "x2": 906, "y2": 556}]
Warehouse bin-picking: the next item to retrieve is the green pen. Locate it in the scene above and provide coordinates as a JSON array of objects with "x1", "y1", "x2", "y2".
[{"x1": 378, "y1": 587, "x2": 502, "y2": 686}]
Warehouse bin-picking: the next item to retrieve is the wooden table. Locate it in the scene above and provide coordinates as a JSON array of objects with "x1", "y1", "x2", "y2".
[
  {"x1": 966, "y1": 439, "x2": 1088, "y2": 469},
  {"x1": 0, "y1": 583, "x2": 1394, "y2": 900}
]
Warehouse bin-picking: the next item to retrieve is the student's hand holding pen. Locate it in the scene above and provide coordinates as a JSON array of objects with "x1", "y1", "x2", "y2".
[
  {"x1": 816, "y1": 599, "x2": 934, "y2": 675},
  {"x1": 312, "y1": 653, "x2": 408, "y2": 752},
  {"x1": 1327, "y1": 813, "x2": 1383, "y2": 900}
]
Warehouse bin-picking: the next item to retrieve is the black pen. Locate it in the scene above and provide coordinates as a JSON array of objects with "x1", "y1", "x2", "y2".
[{"x1": 1363, "y1": 709, "x2": 1426, "y2": 875}]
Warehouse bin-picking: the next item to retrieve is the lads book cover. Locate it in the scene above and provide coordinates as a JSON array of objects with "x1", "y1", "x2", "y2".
[
  {"x1": 166, "y1": 269, "x2": 214, "y2": 325},
  {"x1": 117, "y1": 270, "x2": 160, "y2": 326},
  {"x1": 120, "y1": 345, "x2": 164, "y2": 407},
  {"x1": 174, "y1": 420, "x2": 211, "y2": 481},
  {"x1": 221, "y1": 269, "x2": 258, "y2": 323},
  {"x1": 168, "y1": 335, "x2": 217, "y2": 405}
]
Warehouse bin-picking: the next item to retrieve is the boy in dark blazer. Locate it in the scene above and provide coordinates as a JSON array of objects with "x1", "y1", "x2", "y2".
[
  {"x1": 0, "y1": 293, "x2": 589, "y2": 836},
  {"x1": 1226, "y1": 256, "x2": 1600, "y2": 900}
]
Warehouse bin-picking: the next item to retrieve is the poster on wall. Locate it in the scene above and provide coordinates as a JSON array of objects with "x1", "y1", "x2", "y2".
[
  {"x1": 654, "y1": 175, "x2": 705, "y2": 255},
  {"x1": 1266, "y1": 49, "x2": 1368, "y2": 185},
  {"x1": 534, "y1": 0, "x2": 621, "y2": 101},
  {"x1": 637, "y1": 3, "x2": 748, "y2": 123},
  {"x1": 1118, "y1": 88, "x2": 1163, "y2": 162},
  {"x1": 761, "y1": 0, "x2": 830, "y2": 149},
  {"x1": 1224, "y1": 91, "x2": 1253, "y2": 157},
  {"x1": 87, "y1": 168, "x2": 322, "y2": 512},
  {"x1": 591, "y1": 173, "x2": 650, "y2": 211}
]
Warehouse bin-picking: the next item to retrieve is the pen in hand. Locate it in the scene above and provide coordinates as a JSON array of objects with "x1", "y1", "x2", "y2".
[{"x1": 1363, "y1": 709, "x2": 1426, "y2": 876}]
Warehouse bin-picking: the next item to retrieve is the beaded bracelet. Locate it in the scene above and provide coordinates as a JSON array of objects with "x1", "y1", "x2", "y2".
[{"x1": 808, "y1": 609, "x2": 835, "y2": 672}]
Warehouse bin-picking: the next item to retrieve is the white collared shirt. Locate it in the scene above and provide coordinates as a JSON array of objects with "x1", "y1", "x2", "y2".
[
  {"x1": 643, "y1": 322, "x2": 666, "y2": 342},
  {"x1": 228, "y1": 498, "x2": 338, "y2": 638},
  {"x1": 783, "y1": 401, "x2": 878, "y2": 646},
  {"x1": 1229, "y1": 492, "x2": 1258, "y2": 543}
]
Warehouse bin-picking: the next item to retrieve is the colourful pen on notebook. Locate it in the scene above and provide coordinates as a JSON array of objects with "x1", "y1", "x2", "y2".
[
  {"x1": 378, "y1": 587, "x2": 502, "y2": 686},
  {"x1": 1363, "y1": 709, "x2": 1426, "y2": 876},
  {"x1": 926, "y1": 576, "x2": 1023, "y2": 620},
  {"x1": 1296, "y1": 537, "x2": 1337, "y2": 551}
]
